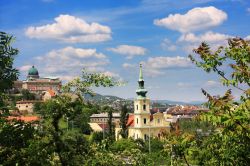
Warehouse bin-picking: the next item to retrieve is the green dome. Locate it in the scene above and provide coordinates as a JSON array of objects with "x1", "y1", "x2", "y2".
[{"x1": 27, "y1": 65, "x2": 39, "y2": 78}]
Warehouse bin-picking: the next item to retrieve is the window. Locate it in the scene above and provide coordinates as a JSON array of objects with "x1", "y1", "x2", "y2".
[
  {"x1": 137, "y1": 134, "x2": 138, "y2": 139},
  {"x1": 136, "y1": 105, "x2": 138, "y2": 110},
  {"x1": 158, "y1": 119, "x2": 160, "y2": 124},
  {"x1": 143, "y1": 104, "x2": 146, "y2": 110},
  {"x1": 144, "y1": 118, "x2": 146, "y2": 124},
  {"x1": 137, "y1": 118, "x2": 138, "y2": 124}
]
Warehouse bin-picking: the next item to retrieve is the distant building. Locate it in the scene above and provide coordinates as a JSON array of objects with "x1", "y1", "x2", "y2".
[
  {"x1": 165, "y1": 105, "x2": 209, "y2": 133},
  {"x1": 42, "y1": 89, "x2": 57, "y2": 101},
  {"x1": 16, "y1": 100, "x2": 42, "y2": 114},
  {"x1": 115, "y1": 64, "x2": 170, "y2": 140},
  {"x1": 89, "y1": 112, "x2": 121, "y2": 132},
  {"x1": 14, "y1": 65, "x2": 62, "y2": 94}
]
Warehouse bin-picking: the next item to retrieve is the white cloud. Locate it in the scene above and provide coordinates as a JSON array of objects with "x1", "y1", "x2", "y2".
[
  {"x1": 31, "y1": 47, "x2": 110, "y2": 81},
  {"x1": 178, "y1": 31, "x2": 232, "y2": 53},
  {"x1": 178, "y1": 31, "x2": 231, "y2": 43},
  {"x1": 144, "y1": 56, "x2": 192, "y2": 69},
  {"x1": 19, "y1": 65, "x2": 32, "y2": 72},
  {"x1": 247, "y1": 8, "x2": 250, "y2": 13},
  {"x1": 177, "y1": 82, "x2": 193, "y2": 88},
  {"x1": 154, "y1": 6, "x2": 227, "y2": 33},
  {"x1": 107, "y1": 45, "x2": 147, "y2": 59},
  {"x1": 25, "y1": 14, "x2": 112, "y2": 43},
  {"x1": 245, "y1": 35, "x2": 250, "y2": 40},
  {"x1": 142, "y1": 56, "x2": 192, "y2": 77},
  {"x1": 204, "y1": 80, "x2": 220, "y2": 87},
  {"x1": 161, "y1": 38, "x2": 177, "y2": 51},
  {"x1": 123, "y1": 56, "x2": 191, "y2": 77},
  {"x1": 39, "y1": 46, "x2": 106, "y2": 60},
  {"x1": 122, "y1": 63, "x2": 136, "y2": 69}
]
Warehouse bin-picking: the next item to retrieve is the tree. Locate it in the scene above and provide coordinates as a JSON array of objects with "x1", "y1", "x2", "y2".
[
  {"x1": 103, "y1": 105, "x2": 116, "y2": 142},
  {"x1": 119, "y1": 104, "x2": 129, "y2": 138},
  {"x1": 0, "y1": 32, "x2": 39, "y2": 165},
  {"x1": 187, "y1": 37, "x2": 250, "y2": 165},
  {"x1": 0, "y1": 32, "x2": 19, "y2": 112},
  {"x1": 35, "y1": 70, "x2": 120, "y2": 165},
  {"x1": 21, "y1": 89, "x2": 36, "y2": 100}
]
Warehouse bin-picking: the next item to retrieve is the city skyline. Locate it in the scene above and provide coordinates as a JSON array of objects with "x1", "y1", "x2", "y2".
[{"x1": 1, "y1": 0, "x2": 249, "y2": 102}]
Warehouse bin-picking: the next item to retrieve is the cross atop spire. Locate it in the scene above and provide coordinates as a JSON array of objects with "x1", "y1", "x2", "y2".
[{"x1": 139, "y1": 63, "x2": 143, "y2": 81}]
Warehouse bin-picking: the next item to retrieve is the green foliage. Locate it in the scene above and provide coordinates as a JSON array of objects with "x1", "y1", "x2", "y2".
[
  {"x1": 110, "y1": 138, "x2": 139, "y2": 152},
  {"x1": 186, "y1": 37, "x2": 250, "y2": 165},
  {"x1": 20, "y1": 89, "x2": 36, "y2": 100},
  {"x1": 62, "y1": 70, "x2": 121, "y2": 100},
  {"x1": 90, "y1": 132, "x2": 104, "y2": 143},
  {"x1": 0, "y1": 119, "x2": 36, "y2": 165},
  {"x1": 119, "y1": 104, "x2": 129, "y2": 138},
  {"x1": 0, "y1": 32, "x2": 19, "y2": 112},
  {"x1": 179, "y1": 118, "x2": 214, "y2": 134},
  {"x1": 0, "y1": 32, "x2": 19, "y2": 94},
  {"x1": 144, "y1": 137, "x2": 165, "y2": 153}
]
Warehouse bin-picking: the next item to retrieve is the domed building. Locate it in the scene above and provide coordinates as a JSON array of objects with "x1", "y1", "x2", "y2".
[
  {"x1": 27, "y1": 66, "x2": 39, "y2": 79},
  {"x1": 14, "y1": 65, "x2": 62, "y2": 94}
]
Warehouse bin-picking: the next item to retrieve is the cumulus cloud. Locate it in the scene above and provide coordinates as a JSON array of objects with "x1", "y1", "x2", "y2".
[
  {"x1": 178, "y1": 31, "x2": 232, "y2": 53},
  {"x1": 107, "y1": 45, "x2": 147, "y2": 59},
  {"x1": 19, "y1": 65, "x2": 32, "y2": 72},
  {"x1": 31, "y1": 47, "x2": 110, "y2": 81},
  {"x1": 123, "y1": 56, "x2": 192, "y2": 77},
  {"x1": 144, "y1": 56, "x2": 192, "y2": 69},
  {"x1": 122, "y1": 63, "x2": 136, "y2": 69},
  {"x1": 154, "y1": 6, "x2": 227, "y2": 33},
  {"x1": 143, "y1": 56, "x2": 192, "y2": 76},
  {"x1": 178, "y1": 31, "x2": 231, "y2": 43},
  {"x1": 25, "y1": 14, "x2": 112, "y2": 43},
  {"x1": 161, "y1": 38, "x2": 177, "y2": 51}
]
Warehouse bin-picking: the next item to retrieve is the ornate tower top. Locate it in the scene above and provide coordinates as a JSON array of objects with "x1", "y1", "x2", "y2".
[{"x1": 136, "y1": 64, "x2": 147, "y2": 99}]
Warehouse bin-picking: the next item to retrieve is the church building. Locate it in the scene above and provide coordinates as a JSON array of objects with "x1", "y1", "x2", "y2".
[{"x1": 116, "y1": 64, "x2": 170, "y2": 140}]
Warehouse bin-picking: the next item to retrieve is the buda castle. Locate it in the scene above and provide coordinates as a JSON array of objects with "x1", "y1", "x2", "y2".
[{"x1": 14, "y1": 65, "x2": 62, "y2": 94}]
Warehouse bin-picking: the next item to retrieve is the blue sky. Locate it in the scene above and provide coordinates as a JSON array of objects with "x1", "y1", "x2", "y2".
[{"x1": 1, "y1": 0, "x2": 249, "y2": 102}]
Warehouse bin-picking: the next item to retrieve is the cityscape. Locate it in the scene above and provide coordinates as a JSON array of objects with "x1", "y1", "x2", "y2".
[{"x1": 0, "y1": 0, "x2": 249, "y2": 165}]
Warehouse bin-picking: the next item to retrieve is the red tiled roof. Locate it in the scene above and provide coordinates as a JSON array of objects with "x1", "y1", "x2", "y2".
[
  {"x1": 127, "y1": 114, "x2": 134, "y2": 127},
  {"x1": 97, "y1": 123, "x2": 108, "y2": 130},
  {"x1": 150, "y1": 114, "x2": 153, "y2": 121},
  {"x1": 47, "y1": 89, "x2": 56, "y2": 97},
  {"x1": 167, "y1": 105, "x2": 208, "y2": 115},
  {"x1": 7, "y1": 116, "x2": 40, "y2": 122}
]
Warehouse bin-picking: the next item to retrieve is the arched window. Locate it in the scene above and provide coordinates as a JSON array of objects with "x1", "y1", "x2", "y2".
[
  {"x1": 143, "y1": 104, "x2": 146, "y2": 110},
  {"x1": 137, "y1": 118, "x2": 138, "y2": 124},
  {"x1": 136, "y1": 105, "x2": 138, "y2": 110},
  {"x1": 144, "y1": 118, "x2": 146, "y2": 124}
]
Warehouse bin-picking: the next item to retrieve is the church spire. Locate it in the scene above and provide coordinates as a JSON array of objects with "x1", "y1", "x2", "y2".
[
  {"x1": 139, "y1": 63, "x2": 143, "y2": 81},
  {"x1": 136, "y1": 64, "x2": 147, "y2": 99}
]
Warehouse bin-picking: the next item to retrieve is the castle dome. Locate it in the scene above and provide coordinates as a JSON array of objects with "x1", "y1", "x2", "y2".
[{"x1": 27, "y1": 65, "x2": 39, "y2": 79}]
